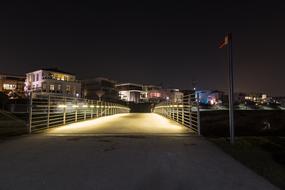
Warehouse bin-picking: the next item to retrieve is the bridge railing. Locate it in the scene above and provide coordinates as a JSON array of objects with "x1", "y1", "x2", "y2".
[
  {"x1": 28, "y1": 93, "x2": 130, "y2": 133},
  {"x1": 153, "y1": 93, "x2": 200, "y2": 134}
]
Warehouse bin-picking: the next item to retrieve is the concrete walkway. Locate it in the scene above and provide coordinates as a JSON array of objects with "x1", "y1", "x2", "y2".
[
  {"x1": 0, "y1": 113, "x2": 278, "y2": 190},
  {"x1": 47, "y1": 113, "x2": 193, "y2": 135}
]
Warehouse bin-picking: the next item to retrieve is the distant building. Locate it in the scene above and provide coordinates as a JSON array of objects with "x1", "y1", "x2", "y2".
[
  {"x1": 196, "y1": 90, "x2": 224, "y2": 105},
  {"x1": 143, "y1": 85, "x2": 164, "y2": 103},
  {"x1": 168, "y1": 89, "x2": 184, "y2": 103},
  {"x1": 180, "y1": 89, "x2": 195, "y2": 96},
  {"x1": 0, "y1": 74, "x2": 25, "y2": 99},
  {"x1": 82, "y1": 77, "x2": 118, "y2": 101},
  {"x1": 116, "y1": 83, "x2": 185, "y2": 103},
  {"x1": 25, "y1": 68, "x2": 81, "y2": 97},
  {"x1": 116, "y1": 83, "x2": 146, "y2": 103},
  {"x1": 244, "y1": 93, "x2": 269, "y2": 104}
]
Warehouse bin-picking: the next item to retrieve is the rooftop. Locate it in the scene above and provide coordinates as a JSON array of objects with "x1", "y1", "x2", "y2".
[
  {"x1": 115, "y1": 83, "x2": 143, "y2": 87},
  {"x1": 42, "y1": 68, "x2": 74, "y2": 75},
  {"x1": 27, "y1": 68, "x2": 74, "y2": 75}
]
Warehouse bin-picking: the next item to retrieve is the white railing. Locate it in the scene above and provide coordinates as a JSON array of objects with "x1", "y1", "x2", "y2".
[
  {"x1": 28, "y1": 93, "x2": 130, "y2": 133},
  {"x1": 153, "y1": 93, "x2": 200, "y2": 134}
]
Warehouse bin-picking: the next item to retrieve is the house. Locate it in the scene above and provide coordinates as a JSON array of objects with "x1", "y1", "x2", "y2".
[
  {"x1": 25, "y1": 68, "x2": 81, "y2": 97},
  {"x1": 0, "y1": 74, "x2": 25, "y2": 99}
]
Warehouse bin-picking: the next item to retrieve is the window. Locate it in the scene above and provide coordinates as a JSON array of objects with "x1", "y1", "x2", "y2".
[
  {"x1": 32, "y1": 74, "x2": 35, "y2": 82},
  {"x1": 3, "y1": 84, "x2": 16, "y2": 90},
  {"x1": 58, "y1": 84, "x2": 61, "y2": 90},
  {"x1": 50, "y1": 85, "x2": 55, "y2": 91},
  {"x1": 36, "y1": 74, "x2": 39, "y2": 81},
  {"x1": 42, "y1": 83, "x2": 46, "y2": 90},
  {"x1": 29, "y1": 74, "x2": 32, "y2": 82},
  {"x1": 66, "y1": 85, "x2": 70, "y2": 92}
]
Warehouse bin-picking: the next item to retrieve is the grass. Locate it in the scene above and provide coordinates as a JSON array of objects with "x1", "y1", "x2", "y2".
[
  {"x1": 209, "y1": 136, "x2": 285, "y2": 189},
  {"x1": 0, "y1": 111, "x2": 27, "y2": 138},
  {"x1": 201, "y1": 110, "x2": 285, "y2": 137}
]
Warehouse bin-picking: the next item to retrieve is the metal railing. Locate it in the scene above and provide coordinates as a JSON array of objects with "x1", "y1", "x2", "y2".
[
  {"x1": 28, "y1": 93, "x2": 130, "y2": 133},
  {"x1": 153, "y1": 93, "x2": 200, "y2": 134}
]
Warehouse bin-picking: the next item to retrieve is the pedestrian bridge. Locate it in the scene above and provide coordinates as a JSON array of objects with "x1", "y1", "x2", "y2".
[
  {"x1": 29, "y1": 94, "x2": 200, "y2": 135},
  {"x1": 47, "y1": 113, "x2": 193, "y2": 136}
]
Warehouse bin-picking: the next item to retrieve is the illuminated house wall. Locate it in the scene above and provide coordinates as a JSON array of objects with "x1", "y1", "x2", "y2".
[
  {"x1": 169, "y1": 89, "x2": 183, "y2": 103},
  {"x1": 25, "y1": 68, "x2": 81, "y2": 97},
  {"x1": 116, "y1": 83, "x2": 146, "y2": 103},
  {"x1": 0, "y1": 74, "x2": 25, "y2": 98}
]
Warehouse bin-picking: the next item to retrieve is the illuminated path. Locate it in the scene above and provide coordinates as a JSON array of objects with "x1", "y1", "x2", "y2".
[
  {"x1": 47, "y1": 113, "x2": 192, "y2": 136},
  {"x1": 0, "y1": 114, "x2": 277, "y2": 190}
]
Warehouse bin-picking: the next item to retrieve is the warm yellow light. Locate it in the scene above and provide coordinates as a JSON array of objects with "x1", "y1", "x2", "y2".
[
  {"x1": 58, "y1": 105, "x2": 67, "y2": 108},
  {"x1": 82, "y1": 105, "x2": 88, "y2": 108},
  {"x1": 72, "y1": 105, "x2": 79, "y2": 108},
  {"x1": 47, "y1": 113, "x2": 190, "y2": 135},
  {"x1": 90, "y1": 105, "x2": 95, "y2": 108}
]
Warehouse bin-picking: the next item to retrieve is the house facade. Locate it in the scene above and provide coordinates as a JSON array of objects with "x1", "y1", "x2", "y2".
[{"x1": 25, "y1": 68, "x2": 81, "y2": 97}]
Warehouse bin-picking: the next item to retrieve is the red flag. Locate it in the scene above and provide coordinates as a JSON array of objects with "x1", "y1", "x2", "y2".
[{"x1": 219, "y1": 35, "x2": 229, "y2": 48}]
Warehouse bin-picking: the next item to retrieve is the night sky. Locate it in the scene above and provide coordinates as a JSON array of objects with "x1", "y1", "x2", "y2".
[{"x1": 0, "y1": 1, "x2": 284, "y2": 95}]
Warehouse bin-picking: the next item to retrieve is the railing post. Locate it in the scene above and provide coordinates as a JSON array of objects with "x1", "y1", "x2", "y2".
[
  {"x1": 167, "y1": 103, "x2": 169, "y2": 118},
  {"x1": 176, "y1": 105, "x2": 179, "y2": 122},
  {"x1": 166, "y1": 103, "x2": 168, "y2": 117},
  {"x1": 28, "y1": 92, "x2": 33, "y2": 134},
  {"x1": 197, "y1": 93, "x2": 201, "y2": 136},
  {"x1": 172, "y1": 103, "x2": 174, "y2": 120},
  {"x1": 47, "y1": 94, "x2": 50, "y2": 128},
  {"x1": 99, "y1": 101, "x2": 101, "y2": 117},
  {"x1": 63, "y1": 97, "x2": 66, "y2": 125},
  {"x1": 182, "y1": 103, "x2": 184, "y2": 126},
  {"x1": 96, "y1": 101, "x2": 99, "y2": 117},
  {"x1": 91, "y1": 100, "x2": 93, "y2": 118},
  {"x1": 75, "y1": 98, "x2": 78, "y2": 122},
  {"x1": 103, "y1": 101, "x2": 106, "y2": 116},
  {"x1": 84, "y1": 100, "x2": 87, "y2": 120},
  {"x1": 189, "y1": 96, "x2": 192, "y2": 129}
]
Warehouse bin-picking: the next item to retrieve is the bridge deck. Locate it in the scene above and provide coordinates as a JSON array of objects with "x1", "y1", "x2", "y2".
[{"x1": 47, "y1": 113, "x2": 193, "y2": 136}]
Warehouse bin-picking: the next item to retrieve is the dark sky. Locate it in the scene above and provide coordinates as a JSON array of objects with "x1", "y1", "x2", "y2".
[{"x1": 0, "y1": 1, "x2": 284, "y2": 95}]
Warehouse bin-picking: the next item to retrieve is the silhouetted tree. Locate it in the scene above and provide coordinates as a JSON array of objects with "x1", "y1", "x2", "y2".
[{"x1": 0, "y1": 92, "x2": 9, "y2": 110}]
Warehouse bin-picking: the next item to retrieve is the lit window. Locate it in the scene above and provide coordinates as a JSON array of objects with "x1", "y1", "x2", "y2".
[
  {"x1": 3, "y1": 84, "x2": 16, "y2": 90},
  {"x1": 29, "y1": 74, "x2": 32, "y2": 82},
  {"x1": 58, "y1": 84, "x2": 61, "y2": 90},
  {"x1": 50, "y1": 85, "x2": 55, "y2": 91}
]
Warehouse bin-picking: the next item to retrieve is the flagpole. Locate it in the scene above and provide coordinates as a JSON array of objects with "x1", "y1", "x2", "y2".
[{"x1": 227, "y1": 33, "x2": 235, "y2": 144}]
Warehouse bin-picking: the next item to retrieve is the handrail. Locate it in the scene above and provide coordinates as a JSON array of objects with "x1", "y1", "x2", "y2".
[
  {"x1": 153, "y1": 93, "x2": 200, "y2": 134},
  {"x1": 27, "y1": 93, "x2": 130, "y2": 133}
]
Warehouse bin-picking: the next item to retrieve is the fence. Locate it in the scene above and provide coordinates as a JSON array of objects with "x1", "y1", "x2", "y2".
[
  {"x1": 153, "y1": 93, "x2": 200, "y2": 134},
  {"x1": 28, "y1": 93, "x2": 130, "y2": 133}
]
